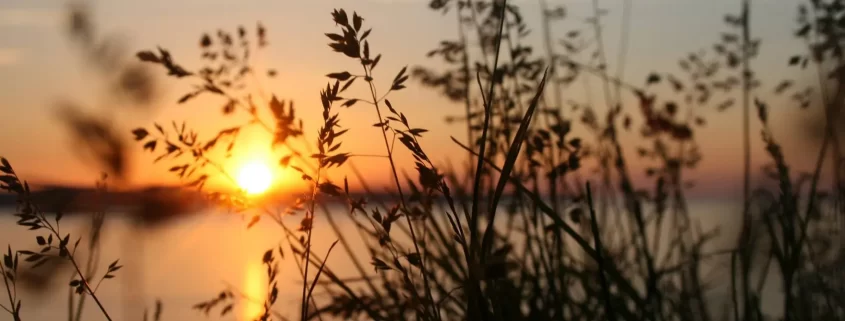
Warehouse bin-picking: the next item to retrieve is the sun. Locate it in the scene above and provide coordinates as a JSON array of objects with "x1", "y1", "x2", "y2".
[{"x1": 236, "y1": 160, "x2": 274, "y2": 195}]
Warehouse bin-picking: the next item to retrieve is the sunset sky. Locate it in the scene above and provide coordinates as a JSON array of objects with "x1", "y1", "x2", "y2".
[{"x1": 0, "y1": 0, "x2": 826, "y2": 198}]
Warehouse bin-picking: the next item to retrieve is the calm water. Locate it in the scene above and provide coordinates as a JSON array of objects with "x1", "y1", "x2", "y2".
[{"x1": 0, "y1": 199, "x2": 779, "y2": 321}]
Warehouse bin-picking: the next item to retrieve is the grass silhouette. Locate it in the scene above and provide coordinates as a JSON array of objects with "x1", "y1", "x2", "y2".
[{"x1": 2, "y1": 0, "x2": 845, "y2": 320}]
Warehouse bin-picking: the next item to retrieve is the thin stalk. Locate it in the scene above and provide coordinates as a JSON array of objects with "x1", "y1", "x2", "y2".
[
  {"x1": 589, "y1": 0, "x2": 615, "y2": 111},
  {"x1": 539, "y1": 0, "x2": 563, "y2": 113},
  {"x1": 527, "y1": 6, "x2": 563, "y2": 217},
  {"x1": 586, "y1": 182, "x2": 615, "y2": 321},
  {"x1": 67, "y1": 285, "x2": 74, "y2": 321},
  {"x1": 453, "y1": 137, "x2": 646, "y2": 306},
  {"x1": 321, "y1": 204, "x2": 384, "y2": 301},
  {"x1": 0, "y1": 256, "x2": 17, "y2": 321},
  {"x1": 222, "y1": 282, "x2": 287, "y2": 320},
  {"x1": 586, "y1": 5, "x2": 660, "y2": 316},
  {"x1": 67, "y1": 255, "x2": 113, "y2": 321},
  {"x1": 614, "y1": 0, "x2": 633, "y2": 105},
  {"x1": 20, "y1": 194, "x2": 113, "y2": 321},
  {"x1": 739, "y1": 1, "x2": 753, "y2": 318},
  {"x1": 305, "y1": 240, "x2": 339, "y2": 313},
  {"x1": 465, "y1": 3, "x2": 508, "y2": 320},
  {"x1": 75, "y1": 184, "x2": 106, "y2": 321},
  {"x1": 458, "y1": 5, "x2": 476, "y2": 177},
  {"x1": 361, "y1": 61, "x2": 436, "y2": 320},
  {"x1": 730, "y1": 252, "x2": 740, "y2": 321},
  {"x1": 470, "y1": 0, "x2": 508, "y2": 260},
  {"x1": 300, "y1": 170, "x2": 322, "y2": 321}
]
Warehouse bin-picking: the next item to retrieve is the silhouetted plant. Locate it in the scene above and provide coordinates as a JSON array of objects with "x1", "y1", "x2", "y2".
[
  {"x1": 0, "y1": 159, "x2": 119, "y2": 321},
  {"x1": 5, "y1": 0, "x2": 845, "y2": 320}
]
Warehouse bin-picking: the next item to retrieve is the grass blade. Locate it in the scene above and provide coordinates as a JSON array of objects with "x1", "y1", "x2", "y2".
[
  {"x1": 450, "y1": 137, "x2": 645, "y2": 307},
  {"x1": 469, "y1": 0, "x2": 509, "y2": 256},
  {"x1": 465, "y1": 2, "x2": 508, "y2": 320},
  {"x1": 480, "y1": 67, "x2": 549, "y2": 259},
  {"x1": 586, "y1": 181, "x2": 616, "y2": 321},
  {"x1": 303, "y1": 240, "x2": 339, "y2": 321}
]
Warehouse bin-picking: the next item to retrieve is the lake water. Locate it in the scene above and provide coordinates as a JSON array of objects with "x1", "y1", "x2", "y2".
[{"x1": 0, "y1": 198, "x2": 785, "y2": 321}]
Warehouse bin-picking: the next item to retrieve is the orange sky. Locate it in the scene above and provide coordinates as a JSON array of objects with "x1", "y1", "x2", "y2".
[{"x1": 0, "y1": 0, "x2": 831, "y2": 199}]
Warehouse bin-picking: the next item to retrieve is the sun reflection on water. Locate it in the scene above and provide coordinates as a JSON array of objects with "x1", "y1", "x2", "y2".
[{"x1": 242, "y1": 260, "x2": 267, "y2": 320}]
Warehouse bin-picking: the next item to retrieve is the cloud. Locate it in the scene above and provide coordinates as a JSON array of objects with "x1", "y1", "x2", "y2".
[
  {"x1": 0, "y1": 48, "x2": 23, "y2": 66},
  {"x1": 0, "y1": 8, "x2": 60, "y2": 28}
]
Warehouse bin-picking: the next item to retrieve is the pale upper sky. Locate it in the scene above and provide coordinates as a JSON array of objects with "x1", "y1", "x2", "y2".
[{"x1": 0, "y1": 0, "x2": 822, "y2": 198}]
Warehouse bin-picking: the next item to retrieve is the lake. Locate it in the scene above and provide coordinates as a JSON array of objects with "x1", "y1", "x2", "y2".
[{"x1": 0, "y1": 198, "x2": 788, "y2": 321}]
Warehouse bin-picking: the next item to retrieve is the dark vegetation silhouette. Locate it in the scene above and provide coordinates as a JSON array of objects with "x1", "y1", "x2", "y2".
[{"x1": 1, "y1": 0, "x2": 844, "y2": 320}]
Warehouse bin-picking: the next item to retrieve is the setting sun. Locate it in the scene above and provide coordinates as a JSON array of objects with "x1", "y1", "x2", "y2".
[{"x1": 236, "y1": 160, "x2": 274, "y2": 195}]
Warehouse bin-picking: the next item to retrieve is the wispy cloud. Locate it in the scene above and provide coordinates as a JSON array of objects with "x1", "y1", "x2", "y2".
[
  {"x1": 0, "y1": 8, "x2": 59, "y2": 28},
  {"x1": 0, "y1": 48, "x2": 23, "y2": 66}
]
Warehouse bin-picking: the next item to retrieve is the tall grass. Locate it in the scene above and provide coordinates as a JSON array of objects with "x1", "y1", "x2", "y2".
[{"x1": 2, "y1": 0, "x2": 845, "y2": 320}]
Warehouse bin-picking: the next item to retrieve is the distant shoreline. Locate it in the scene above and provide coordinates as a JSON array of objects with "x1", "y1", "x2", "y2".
[{"x1": 0, "y1": 184, "x2": 740, "y2": 217}]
